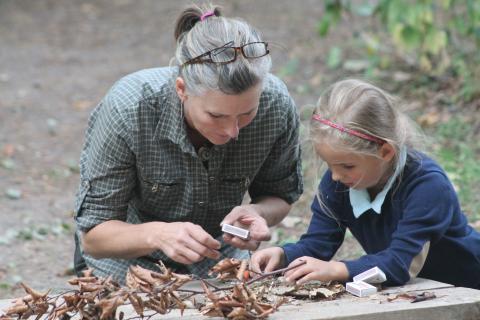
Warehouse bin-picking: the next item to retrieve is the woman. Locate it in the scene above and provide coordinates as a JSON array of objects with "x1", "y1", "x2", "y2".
[{"x1": 74, "y1": 4, "x2": 303, "y2": 283}]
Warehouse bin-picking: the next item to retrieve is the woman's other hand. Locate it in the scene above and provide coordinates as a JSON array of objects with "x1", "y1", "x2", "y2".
[{"x1": 221, "y1": 204, "x2": 271, "y2": 250}]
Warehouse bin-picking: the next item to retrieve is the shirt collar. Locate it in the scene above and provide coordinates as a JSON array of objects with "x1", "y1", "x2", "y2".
[
  {"x1": 349, "y1": 147, "x2": 407, "y2": 218},
  {"x1": 152, "y1": 80, "x2": 195, "y2": 155}
]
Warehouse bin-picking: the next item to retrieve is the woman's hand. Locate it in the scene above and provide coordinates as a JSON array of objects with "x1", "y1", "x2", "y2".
[
  {"x1": 221, "y1": 204, "x2": 271, "y2": 251},
  {"x1": 250, "y1": 247, "x2": 286, "y2": 273},
  {"x1": 283, "y1": 256, "x2": 349, "y2": 285},
  {"x1": 150, "y1": 221, "x2": 221, "y2": 265}
]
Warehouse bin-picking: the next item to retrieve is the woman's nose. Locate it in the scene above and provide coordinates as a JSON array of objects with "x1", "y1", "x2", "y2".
[{"x1": 226, "y1": 120, "x2": 239, "y2": 139}]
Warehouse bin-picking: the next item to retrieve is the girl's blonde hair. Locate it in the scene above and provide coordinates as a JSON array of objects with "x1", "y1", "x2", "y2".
[
  {"x1": 311, "y1": 78, "x2": 423, "y2": 158},
  {"x1": 309, "y1": 79, "x2": 424, "y2": 224}
]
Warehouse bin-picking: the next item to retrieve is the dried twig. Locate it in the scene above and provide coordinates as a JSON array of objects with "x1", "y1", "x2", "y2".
[{"x1": 0, "y1": 258, "x2": 320, "y2": 320}]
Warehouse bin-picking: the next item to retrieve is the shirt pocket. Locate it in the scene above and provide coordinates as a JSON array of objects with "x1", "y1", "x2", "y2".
[
  {"x1": 215, "y1": 176, "x2": 250, "y2": 210},
  {"x1": 74, "y1": 180, "x2": 91, "y2": 217},
  {"x1": 138, "y1": 173, "x2": 185, "y2": 218}
]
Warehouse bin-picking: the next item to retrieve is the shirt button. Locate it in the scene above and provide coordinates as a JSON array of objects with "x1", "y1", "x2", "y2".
[
  {"x1": 208, "y1": 176, "x2": 215, "y2": 182},
  {"x1": 198, "y1": 201, "x2": 206, "y2": 207}
]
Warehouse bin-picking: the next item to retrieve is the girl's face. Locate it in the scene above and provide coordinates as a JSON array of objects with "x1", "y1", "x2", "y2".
[
  {"x1": 315, "y1": 142, "x2": 396, "y2": 191},
  {"x1": 176, "y1": 78, "x2": 262, "y2": 145}
]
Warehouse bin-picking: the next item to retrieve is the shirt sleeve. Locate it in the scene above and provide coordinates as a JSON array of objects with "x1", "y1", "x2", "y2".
[
  {"x1": 248, "y1": 94, "x2": 303, "y2": 204},
  {"x1": 74, "y1": 92, "x2": 137, "y2": 233},
  {"x1": 283, "y1": 173, "x2": 346, "y2": 263},
  {"x1": 343, "y1": 171, "x2": 457, "y2": 286}
]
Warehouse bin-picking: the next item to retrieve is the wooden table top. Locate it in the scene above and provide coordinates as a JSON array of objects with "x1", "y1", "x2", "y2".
[{"x1": 1, "y1": 278, "x2": 479, "y2": 320}]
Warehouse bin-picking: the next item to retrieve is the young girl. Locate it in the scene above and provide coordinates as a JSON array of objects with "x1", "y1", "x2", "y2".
[{"x1": 251, "y1": 79, "x2": 480, "y2": 289}]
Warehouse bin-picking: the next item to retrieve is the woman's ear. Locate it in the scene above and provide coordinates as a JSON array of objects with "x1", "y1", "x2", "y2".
[
  {"x1": 175, "y1": 77, "x2": 187, "y2": 102},
  {"x1": 379, "y1": 143, "x2": 396, "y2": 162}
]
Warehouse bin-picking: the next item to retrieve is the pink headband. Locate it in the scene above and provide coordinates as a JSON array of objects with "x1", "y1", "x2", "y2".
[
  {"x1": 312, "y1": 114, "x2": 385, "y2": 145},
  {"x1": 200, "y1": 10, "x2": 215, "y2": 21}
]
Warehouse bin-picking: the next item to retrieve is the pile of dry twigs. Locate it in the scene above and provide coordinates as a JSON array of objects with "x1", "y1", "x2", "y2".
[{"x1": 0, "y1": 258, "x2": 344, "y2": 320}]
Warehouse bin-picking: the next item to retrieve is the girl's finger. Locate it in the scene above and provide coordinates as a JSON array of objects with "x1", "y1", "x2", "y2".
[
  {"x1": 296, "y1": 272, "x2": 316, "y2": 285},
  {"x1": 285, "y1": 266, "x2": 309, "y2": 283},
  {"x1": 265, "y1": 256, "x2": 280, "y2": 273}
]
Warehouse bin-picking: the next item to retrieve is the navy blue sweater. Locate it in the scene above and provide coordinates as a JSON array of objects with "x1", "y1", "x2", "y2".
[{"x1": 283, "y1": 152, "x2": 480, "y2": 289}]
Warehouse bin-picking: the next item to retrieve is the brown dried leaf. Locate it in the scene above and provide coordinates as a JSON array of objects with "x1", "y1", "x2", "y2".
[
  {"x1": 127, "y1": 293, "x2": 144, "y2": 316},
  {"x1": 79, "y1": 283, "x2": 102, "y2": 292},
  {"x1": 270, "y1": 283, "x2": 297, "y2": 296},
  {"x1": 78, "y1": 292, "x2": 97, "y2": 303},
  {"x1": 217, "y1": 300, "x2": 244, "y2": 308},
  {"x1": 170, "y1": 272, "x2": 193, "y2": 290},
  {"x1": 125, "y1": 270, "x2": 140, "y2": 289},
  {"x1": 200, "y1": 303, "x2": 224, "y2": 317},
  {"x1": 232, "y1": 284, "x2": 249, "y2": 304},
  {"x1": 209, "y1": 258, "x2": 242, "y2": 275},
  {"x1": 49, "y1": 306, "x2": 74, "y2": 320},
  {"x1": 11, "y1": 295, "x2": 32, "y2": 305},
  {"x1": 19, "y1": 283, "x2": 48, "y2": 302},
  {"x1": 96, "y1": 296, "x2": 124, "y2": 320},
  {"x1": 128, "y1": 266, "x2": 157, "y2": 286},
  {"x1": 252, "y1": 301, "x2": 270, "y2": 314},
  {"x1": 387, "y1": 292, "x2": 415, "y2": 302},
  {"x1": 67, "y1": 276, "x2": 97, "y2": 285},
  {"x1": 33, "y1": 302, "x2": 49, "y2": 316},
  {"x1": 201, "y1": 280, "x2": 220, "y2": 302},
  {"x1": 170, "y1": 291, "x2": 187, "y2": 315},
  {"x1": 145, "y1": 299, "x2": 167, "y2": 315},
  {"x1": 4, "y1": 304, "x2": 29, "y2": 316},
  {"x1": 62, "y1": 294, "x2": 80, "y2": 307},
  {"x1": 150, "y1": 262, "x2": 173, "y2": 282},
  {"x1": 226, "y1": 307, "x2": 249, "y2": 318},
  {"x1": 411, "y1": 292, "x2": 436, "y2": 303},
  {"x1": 236, "y1": 260, "x2": 248, "y2": 281}
]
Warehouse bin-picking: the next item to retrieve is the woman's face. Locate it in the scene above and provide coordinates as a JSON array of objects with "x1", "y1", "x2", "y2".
[
  {"x1": 177, "y1": 78, "x2": 263, "y2": 145},
  {"x1": 314, "y1": 142, "x2": 395, "y2": 190}
]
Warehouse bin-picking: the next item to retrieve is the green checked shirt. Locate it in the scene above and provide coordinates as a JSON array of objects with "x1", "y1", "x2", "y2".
[{"x1": 74, "y1": 67, "x2": 303, "y2": 281}]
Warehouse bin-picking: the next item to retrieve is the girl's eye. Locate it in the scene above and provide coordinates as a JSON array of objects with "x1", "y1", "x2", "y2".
[
  {"x1": 342, "y1": 164, "x2": 355, "y2": 169},
  {"x1": 209, "y1": 113, "x2": 223, "y2": 119}
]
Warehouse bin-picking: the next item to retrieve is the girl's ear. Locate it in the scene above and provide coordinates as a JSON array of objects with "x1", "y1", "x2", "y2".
[
  {"x1": 175, "y1": 77, "x2": 188, "y2": 102},
  {"x1": 379, "y1": 143, "x2": 396, "y2": 162}
]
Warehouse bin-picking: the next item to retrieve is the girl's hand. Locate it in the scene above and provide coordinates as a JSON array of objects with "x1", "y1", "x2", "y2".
[
  {"x1": 221, "y1": 204, "x2": 271, "y2": 251},
  {"x1": 284, "y1": 256, "x2": 349, "y2": 285},
  {"x1": 250, "y1": 247, "x2": 286, "y2": 273}
]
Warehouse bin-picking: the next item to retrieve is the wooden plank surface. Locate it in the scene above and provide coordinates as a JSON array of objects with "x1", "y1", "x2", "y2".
[{"x1": 1, "y1": 278, "x2": 479, "y2": 320}]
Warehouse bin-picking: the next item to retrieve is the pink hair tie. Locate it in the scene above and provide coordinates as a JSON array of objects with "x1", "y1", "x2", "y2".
[
  {"x1": 200, "y1": 10, "x2": 215, "y2": 21},
  {"x1": 312, "y1": 114, "x2": 385, "y2": 145}
]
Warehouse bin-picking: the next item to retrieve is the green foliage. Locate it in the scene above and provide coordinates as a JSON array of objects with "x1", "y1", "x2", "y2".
[
  {"x1": 326, "y1": 46, "x2": 343, "y2": 69},
  {"x1": 434, "y1": 117, "x2": 480, "y2": 220},
  {"x1": 317, "y1": 0, "x2": 343, "y2": 36},
  {"x1": 317, "y1": 0, "x2": 480, "y2": 101}
]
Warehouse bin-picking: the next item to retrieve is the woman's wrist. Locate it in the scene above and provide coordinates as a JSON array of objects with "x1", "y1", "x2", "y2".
[{"x1": 143, "y1": 221, "x2": 167, "y2": 252}]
